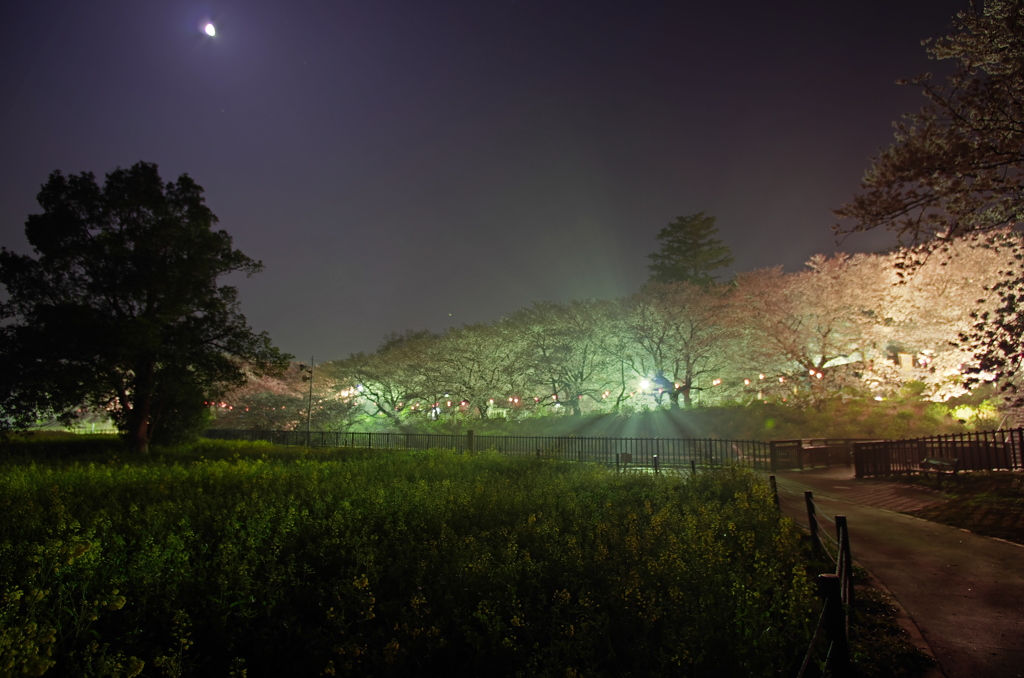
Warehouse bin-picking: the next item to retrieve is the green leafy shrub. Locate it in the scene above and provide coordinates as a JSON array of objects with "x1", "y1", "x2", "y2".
[{"x1": 0, "y1": 442, "x2": 816, "y2": 677}]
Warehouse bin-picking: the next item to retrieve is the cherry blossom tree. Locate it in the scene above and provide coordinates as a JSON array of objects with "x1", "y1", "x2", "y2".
[
  {"x1": 625, "y1": 282, "x2": 734, "y2": 408},
  {"x1": 732, "y1": 255, "x2": 889, "y2": 405},
  {"x1": 834, "y1": 0, "x2": 1024, "y2": 401}
]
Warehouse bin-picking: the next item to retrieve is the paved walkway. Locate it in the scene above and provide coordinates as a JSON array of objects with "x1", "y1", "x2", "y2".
[{"x1": 772, "y1": 466, "x2": 1024, "y2": 678}]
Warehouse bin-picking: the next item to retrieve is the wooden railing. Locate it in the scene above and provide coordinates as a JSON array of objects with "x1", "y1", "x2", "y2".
[{"x1": 795, "y1": 488, "x2": 854, "y2": 678}]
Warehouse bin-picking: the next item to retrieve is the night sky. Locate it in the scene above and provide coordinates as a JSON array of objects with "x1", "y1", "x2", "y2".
[{"x1": 0, "y1": 1, "x2": 966, "y2": 361}]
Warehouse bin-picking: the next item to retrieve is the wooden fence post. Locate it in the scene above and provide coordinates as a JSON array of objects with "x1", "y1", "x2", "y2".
[
  {"x1": 769, "y1": 475, "x2": 780, "y2": 510},
  {"x1": 653, "y1": 454, "x2": 660, "y2": 474},
  {"x1": 467, "y1": 430, "x2": 475, "y2": 456},
  {"x1": 818, "y1": 573, "x2": 851, "y2": 676},
  {"x1": 691, "y1": 459, "x2": 697, "y2": 476},
  {"x1": 805, "y1": 491, "x2": 824, "y2": 556},
  {"x1": 836, "y1": 515, "x2": 854, "y2": 616}
]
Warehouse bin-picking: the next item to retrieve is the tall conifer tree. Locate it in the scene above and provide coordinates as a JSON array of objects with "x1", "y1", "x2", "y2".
[{"x1": 646, "y1": 213, "x2": 734, "y2": 287}]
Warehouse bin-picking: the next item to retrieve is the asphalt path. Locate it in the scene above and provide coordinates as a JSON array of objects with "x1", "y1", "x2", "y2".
[{"x1": 772, "y1": 467, "x2": 1024, "y2": 678}]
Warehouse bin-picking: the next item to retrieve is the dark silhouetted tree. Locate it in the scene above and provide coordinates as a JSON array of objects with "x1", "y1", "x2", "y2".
[
  {"x1": 646, "y1": 213, "x2": 734, "y2": 287},
  {"x1": 0, "y1": 162, "x2": 290, "y2": 452},
  {"x1": 834, "y1": 1, "x2": 1024, "y2": 245}
]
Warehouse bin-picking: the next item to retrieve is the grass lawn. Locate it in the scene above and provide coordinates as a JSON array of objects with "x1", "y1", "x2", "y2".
[
  {"x1": 0, "y1": 438, "x2": 931, "y2": 677},
  {"x1": 895, "y1": 471, "x2": 1024, "y2": 545}
]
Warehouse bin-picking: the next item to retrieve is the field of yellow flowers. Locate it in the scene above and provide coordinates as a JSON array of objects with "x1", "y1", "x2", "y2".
[{"x1": 1, "y1": 439, "x2": 818, "y2": 677}]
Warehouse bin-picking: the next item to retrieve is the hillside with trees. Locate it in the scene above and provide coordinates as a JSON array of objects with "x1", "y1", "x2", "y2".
[{"x1": 212, "y1": 230, "x2": 1018, "y2": 437}]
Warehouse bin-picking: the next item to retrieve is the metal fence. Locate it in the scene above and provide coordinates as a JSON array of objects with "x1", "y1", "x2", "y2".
[
  {"x1": 203, "y1": 429, "x2": 471, "y2": 452},
  {"x1": 204, "y1": 428, "x2": 772, "y2": 470},
  {"x1": 767, "y1": 439, "x2": 862, "y2": 471},
  {"x1": 853, "y1": 427, "x2": 1024, "y2": 478},
  {"x1": 476, "y1": 434, "x2": 772, "y2": 469}
]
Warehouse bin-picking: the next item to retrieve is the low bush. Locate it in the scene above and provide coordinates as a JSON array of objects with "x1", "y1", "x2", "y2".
[{"x1": 0, "y1": 441, "x2": 816, "y2": 677}]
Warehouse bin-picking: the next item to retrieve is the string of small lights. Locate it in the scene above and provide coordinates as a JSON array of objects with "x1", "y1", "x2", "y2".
[{"x1": 205, "y1": 369, "x2": 854, "y2": 414}]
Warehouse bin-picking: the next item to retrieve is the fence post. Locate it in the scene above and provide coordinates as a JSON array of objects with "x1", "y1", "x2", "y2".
[
  {"x1": 1016, "y1": 427, "x2": 1024, "y2": 470},
  {"x1": 769, "y1": 440, "x2": 778, "y2": 472},
  {"x1": 691, "y1": 459, "x2": 697, "y2": 476},
  {"x1": 805, "y1": 491, "x2": 824, "y2": 556},
  {"x1": 467, "y1": 430, "x2": 475, "y2": 456},
  {"x1": 769, "y1": 475, "x2": 780, "y2": 510},
  {"x1": 653, "y1": 453, "x2": 660, "y2": 474},
  {"x1": 836, "y1": 515, "x2": 854, "y2": 616},
  {"x1": 616, "y1": 453, "x2": 620, "y2": 473},
  {"x1": 818, "y1": 573, "x2": 851, "y2": 676}
]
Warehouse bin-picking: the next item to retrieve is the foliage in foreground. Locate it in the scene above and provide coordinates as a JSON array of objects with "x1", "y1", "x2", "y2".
[{"x1": 0, "y1": 441, "x2": 817, "y2": 677}]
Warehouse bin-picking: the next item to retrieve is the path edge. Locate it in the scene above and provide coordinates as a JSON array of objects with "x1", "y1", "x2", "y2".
[{"x1": 857, "y1": 562, "x2": 947, "y2": 678}]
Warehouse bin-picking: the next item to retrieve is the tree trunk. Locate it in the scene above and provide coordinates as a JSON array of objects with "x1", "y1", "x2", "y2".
[
  {"x1": 674, "y1": 379, "x2": 694, "y2": 409},
  {"x1": 128, "y1": 359, "x2": 156, "y2": 454}
]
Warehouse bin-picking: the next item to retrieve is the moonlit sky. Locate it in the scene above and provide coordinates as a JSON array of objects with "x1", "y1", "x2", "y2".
[{"x1": 0, "y1": 1, "x2": 966, "y2": 361}]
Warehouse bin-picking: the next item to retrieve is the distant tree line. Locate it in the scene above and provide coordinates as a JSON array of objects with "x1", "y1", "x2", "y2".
[{"x1": 214, "y1": 231, "x2": 1020, "y2": 431}]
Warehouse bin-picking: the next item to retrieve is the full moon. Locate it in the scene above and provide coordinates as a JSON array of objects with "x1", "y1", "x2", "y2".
[{"x1": 204, "y1": 23, "x2": 216, "y2": 37}]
